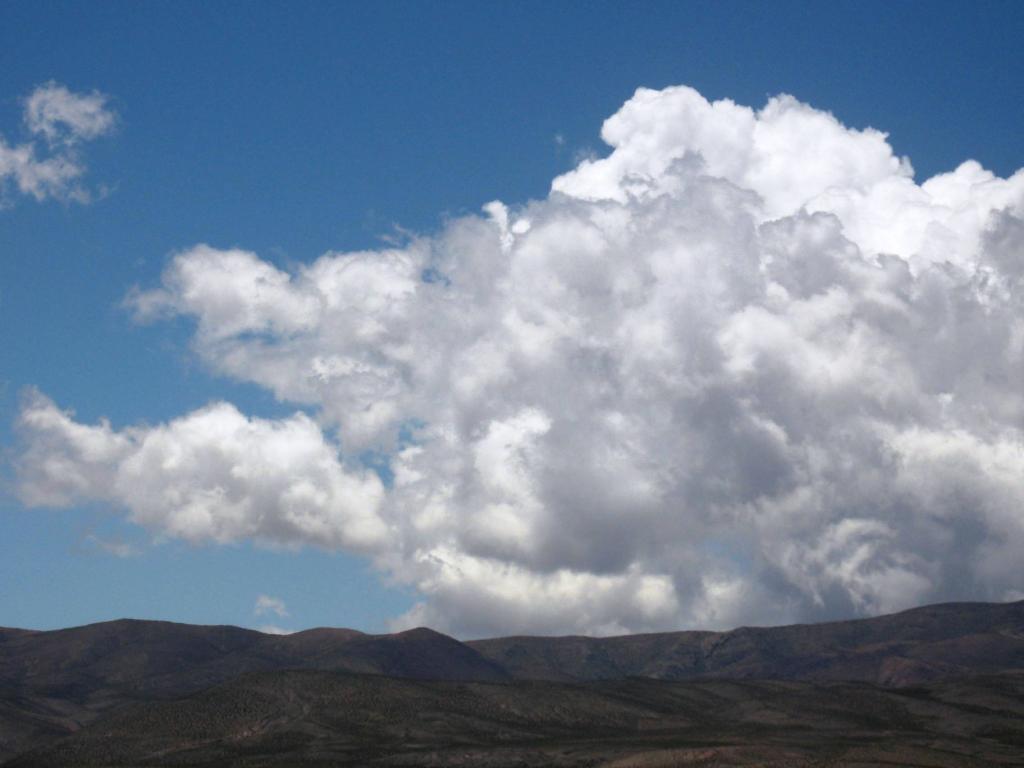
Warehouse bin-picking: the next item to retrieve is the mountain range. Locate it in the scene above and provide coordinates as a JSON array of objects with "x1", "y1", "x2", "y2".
[{"x1": 2, "y1": 600, "x2": 1023, "y2": 766}]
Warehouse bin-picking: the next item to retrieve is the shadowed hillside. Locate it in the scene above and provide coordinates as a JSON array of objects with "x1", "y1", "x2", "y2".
[
  {"x1": 1, "y1": 600, "x2": 1023, "y2": 765},
  {"x1": 8, "y1": 669, "x2": 1024, "y2": 767},
  {"x1": 469, "y1": 600, "x2": 1024, "y2": 685},
  {"x1": 0, "y1": 620, "x2": 505, "y2": 702},
  {"x1": 0, "y1": 620, "x2": 505, "y2": 763}
]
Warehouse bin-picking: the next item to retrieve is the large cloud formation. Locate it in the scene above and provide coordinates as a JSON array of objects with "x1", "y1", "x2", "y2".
[
  {"x1": 0, "y1": 82, "x2": 116, "y2": 205},
  {"x1": 16, "y1": 86, "x2": 1024, "y2": 637}
]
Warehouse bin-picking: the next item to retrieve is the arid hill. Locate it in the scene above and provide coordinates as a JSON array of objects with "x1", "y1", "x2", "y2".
[
  {"x1": 1, "y1": 600, "x2": 1023, "y2": 766},
  {"x1": 469, "y1": 599, "x2": 1024, "y2": 685},
  {"x1": 8, "y1": 670, "x2": 1024, "y2": 766},
  {"x1": 0, "y1": 621, "x2": 505, "y2": 763}
]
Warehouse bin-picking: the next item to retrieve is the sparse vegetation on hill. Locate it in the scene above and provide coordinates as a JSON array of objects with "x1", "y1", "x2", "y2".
[
  {"x1": 1, "y1": 600, "x2": 1023, "y2": 766},
  {"x1": 9, "y1": 671, "x2": 1024, "y2": 766}
]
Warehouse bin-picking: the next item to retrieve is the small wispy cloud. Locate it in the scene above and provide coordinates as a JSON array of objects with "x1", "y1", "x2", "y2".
[
  {"x1": 0, "y1": 81, "x2": 117, "y2": 206},
  {"x1": 80, "y1": 533, "x2": 140, "y2": 558},
  {"x1": 254, "y1": 594, "x2": 289, "y2": 618},
  {"x1": 24, "y1": 82, "x2": 117, "y2": 145},
  {"x1": 256, "y1": 624, "x2": 294, "y2": 635}
]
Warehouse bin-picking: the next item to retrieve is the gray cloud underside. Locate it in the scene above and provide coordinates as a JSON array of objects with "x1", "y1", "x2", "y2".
[{"x1": 17, "y1": 85, "x2": 1024, "y2": 637}]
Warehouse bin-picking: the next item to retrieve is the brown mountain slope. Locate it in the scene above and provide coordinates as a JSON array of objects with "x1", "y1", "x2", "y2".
[
  {"x1": 2, "y1": 600, "x2": 1024, "y2": 764},
  {"x1": 9, "y1": 669, "x2": 1024, "y2": 767},
  {"x1": 0, "y1": 620, "x2": 505, "y2": 702},
  {"x1": 0, "y1": 633, "x2": 37, "y2": 643},
  {"x1": 288, "y1": 626, "x2": 510, "y2": 680},
  {"x1": 468, "y1": 599, "x2": 1024, "y2": 684},
  {"x1": 0, "y1": 620, "x2": 272, "y2": 704},
  {"x1": 0, "y1": 620, "x2": 505, "y2": 763}
]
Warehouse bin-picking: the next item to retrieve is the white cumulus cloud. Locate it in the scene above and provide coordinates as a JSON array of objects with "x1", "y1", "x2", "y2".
[
  {"x1": 15, "y1": 85, "x2": 1024, "y2": 637},
  {"x1": 16, "y1": 391, "x2": 387, "y2": 552}
]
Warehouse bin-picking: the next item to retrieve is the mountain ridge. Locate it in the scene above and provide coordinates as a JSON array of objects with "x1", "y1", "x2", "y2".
[
  {"x1": 8, "y1": 597, "x2": 1021, "y2": 643},
  {"x1": 468, "y1": 599, "x2": 1024, "y2": 684},
  {"x1": 2, "y1": 599, "x2": 1023, "y2": 765}
]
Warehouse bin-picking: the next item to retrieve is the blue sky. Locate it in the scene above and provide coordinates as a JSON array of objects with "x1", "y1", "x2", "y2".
[{"x1": 2, "y1": 1, "x2": 1023, "y2": 636}]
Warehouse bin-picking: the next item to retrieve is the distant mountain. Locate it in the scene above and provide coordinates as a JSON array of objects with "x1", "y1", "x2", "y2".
[
  {"x1": 0, "y1": 620, "x2": 505, "y2": 763},
  {"x1": 1, "y1": 600, "x2": 1023, "y2": 765},
  {"x1": 0, "y1": 619, "x2": 506, "y2": 705},
  {"x1": 469, "y1": 600, "x2": 1024, "y2": 685}
]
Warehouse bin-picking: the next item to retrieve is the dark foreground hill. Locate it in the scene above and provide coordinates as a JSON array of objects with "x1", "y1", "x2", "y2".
[
  {"x1": 0, "y1": 622, "x2": 505, "y2": 762},
  {"x1": 1, "y1": 600, "x2": 1023, "y2": 765},
  {"x1": 8, "y1": 669, "x2": 1024, "y2": 767}
]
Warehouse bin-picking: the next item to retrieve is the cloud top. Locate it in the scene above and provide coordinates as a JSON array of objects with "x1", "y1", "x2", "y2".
[{"x1": 15, "y1": 85, "x2": 1024, "y2": 637}]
